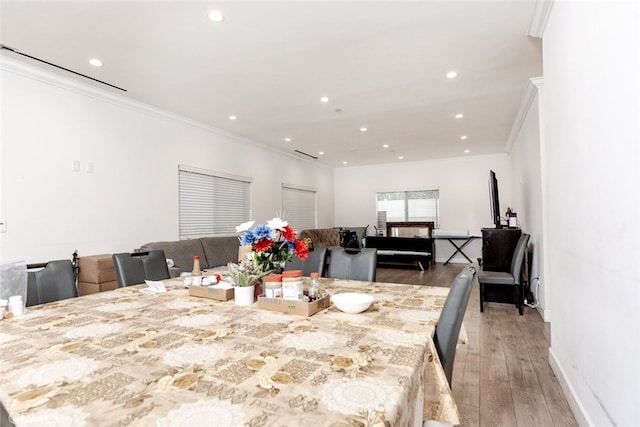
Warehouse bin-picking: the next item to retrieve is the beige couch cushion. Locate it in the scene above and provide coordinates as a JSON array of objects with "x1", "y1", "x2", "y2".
[{"x1": 299, "y1": 228, "x2": 340, "y2": 249}]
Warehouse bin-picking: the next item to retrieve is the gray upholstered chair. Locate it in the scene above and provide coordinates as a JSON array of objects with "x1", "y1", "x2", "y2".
[
  {"x1": 26, "y1": 260, "x2": 77, "y2": 307},
  {"x1": 113, "y1": 250, "x2": 170, "y2": 287},
  {"x1": 327, "y1": 248, "x2": 377, "y2": 282},
  {"x1": 433, "y1": 264, "x2": 476, "y2": 387},
  {"x1": 1, "y1": 401, "x2": 15, "y2": 427},
  {"x1": 141, "y1": 250, "x2": 171, "y2": 281},
  {"x1": 284, "y1": 247, "x2": 328, "y2": 276},
  {"x1": 478, "y1": 233, "x2": 530, "y2": 315}
]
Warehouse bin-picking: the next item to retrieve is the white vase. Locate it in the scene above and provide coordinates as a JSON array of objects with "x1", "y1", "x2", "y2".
[{"x1": 234, "y1": 285, "x2": 256, "y2": 306}]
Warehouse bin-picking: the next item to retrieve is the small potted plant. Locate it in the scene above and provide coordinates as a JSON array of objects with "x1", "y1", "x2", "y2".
[{"x1": 227, "y1": 254, "x2": 270, "y2": 306}]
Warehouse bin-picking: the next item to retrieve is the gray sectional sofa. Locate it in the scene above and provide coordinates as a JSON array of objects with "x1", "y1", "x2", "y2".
[{"x1": 139, "y1": 235, "x2": 240, "y2": 277}]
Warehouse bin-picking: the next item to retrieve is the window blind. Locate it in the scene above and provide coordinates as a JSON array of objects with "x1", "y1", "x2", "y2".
[
  {"x1": 179, "y1": 166, "x2": 251, "y2": 238},
  {"x1": 282, "y1": 184, "x2": 317, "y2": 232},
  {"x1": 376, "y1": 189, "x2": 439, "y2": 228}
]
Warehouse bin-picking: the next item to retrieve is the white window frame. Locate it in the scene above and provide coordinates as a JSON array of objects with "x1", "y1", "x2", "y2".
[
  {"x1": 376, "y1": 189, "x2": 440, "y2": 232},
  {"x1": 281, "y1": 183, "x2": 317, "y2": 232},
  {"x1": 178, "y1": 165, "x2": 251, "y2": 238}
]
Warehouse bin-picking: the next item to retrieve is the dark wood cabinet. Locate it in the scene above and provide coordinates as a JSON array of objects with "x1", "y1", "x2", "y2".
[{"x1": 481, "y1": 228, "x2": 521, "y2": 272}]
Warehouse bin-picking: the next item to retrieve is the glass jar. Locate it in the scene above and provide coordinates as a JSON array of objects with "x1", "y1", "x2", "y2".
[
  {"x1": 282, "y1": 270, "x2": 303, "y2": 301},
  {"x1": 264, "y1": 274, "x2": 283, "y2": 299},
  {"x1": 309, "y1": 272, "x2": 320, "y2": 301}
]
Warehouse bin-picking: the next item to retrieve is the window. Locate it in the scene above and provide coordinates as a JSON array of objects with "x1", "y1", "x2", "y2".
[
  {"x1": 179, "y1": 165, "x2": 251, "y2": 238},
  {"x1": 282, "y1": 184, "x2": 317, "y2": 231},
  {"x1": 376, "y1": 189, "x2": 439, "y2": 230}
]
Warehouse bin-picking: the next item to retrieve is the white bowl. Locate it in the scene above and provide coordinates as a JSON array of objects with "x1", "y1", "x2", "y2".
[{"x1": 331, "y1": 292, "x2": 374, "y2": 314}]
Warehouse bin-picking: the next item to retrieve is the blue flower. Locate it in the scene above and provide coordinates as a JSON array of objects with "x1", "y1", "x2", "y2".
[
  {"x1": 240, "y1": 231, "x2": 255, "y2": 246},
  {"x1": 252, "y1": 224, "x2": 272, "y2": 240}
]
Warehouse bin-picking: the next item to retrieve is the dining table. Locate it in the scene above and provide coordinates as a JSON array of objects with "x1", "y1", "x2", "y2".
[{"x1": 0, "y1": 274, "x2": 460, "y2": 427}]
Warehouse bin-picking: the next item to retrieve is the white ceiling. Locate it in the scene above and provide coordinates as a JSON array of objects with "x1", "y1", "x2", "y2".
[{"x1": 0, "y1": 1, "x2": 542, "y2": 168}]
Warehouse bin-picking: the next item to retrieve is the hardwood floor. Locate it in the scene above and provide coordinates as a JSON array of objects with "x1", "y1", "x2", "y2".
[{"x1": 376, "y1": 263, "x2": 578, "y2": 427}]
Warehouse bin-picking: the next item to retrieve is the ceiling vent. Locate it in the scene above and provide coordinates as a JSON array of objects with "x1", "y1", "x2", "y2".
[{"x1": 294, "y1": 149, "x2": 318, "y2": 160}]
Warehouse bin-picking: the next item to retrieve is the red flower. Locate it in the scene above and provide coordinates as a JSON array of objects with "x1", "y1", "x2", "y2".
[
  {"x1": 253, "y1": 238, "x2": 274, "y2": 253},
  {"x1": 281, "y1": 225, "x2": 296, "y2": 242},
  {"x1": 293, "y1": 240, "x2": 309, "y2": 260}
]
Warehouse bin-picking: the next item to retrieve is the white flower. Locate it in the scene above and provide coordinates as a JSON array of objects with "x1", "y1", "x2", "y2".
[
  {"x1": 267, "y1": 217, "x2": 288, "y2": 231},
  {"x1": 235, "y1": 220, "x2": 255, "y2": 233}
]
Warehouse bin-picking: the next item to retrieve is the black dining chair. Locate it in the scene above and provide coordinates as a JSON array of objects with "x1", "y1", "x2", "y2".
[
  {"x1": 478, "y1": 233, "x2": 530, "y2": 315},
  {"x1": 284, "y1": 247, "x2": 328, "y2": 276},
  {"x1": 26, "y1": 260, "x2": 77, "y2": 307},
  {"x1": 433, "y1": 264, "x2": 476, "y2": 387},
  {"x1": 326, "y1": 247, "x2": 377, "y2": 282},
  {"x1": 112, "y1": 250, "x2": 170, "y2": 287}
]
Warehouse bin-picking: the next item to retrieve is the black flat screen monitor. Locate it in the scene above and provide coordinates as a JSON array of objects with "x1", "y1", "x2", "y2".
[{"x1": 489, "y1": 170, "x2": 502, "y2": 229}]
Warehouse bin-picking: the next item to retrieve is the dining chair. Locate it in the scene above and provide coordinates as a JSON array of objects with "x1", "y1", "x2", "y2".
[
  {"x1": 478, "y1": 233, "x2": 530, "y2": 315},
  {"x1": 141, "y1": 250, "x2": 172, "y2": 281},
  {"x1": 326, "y1": 247, "x2": 377, "y2": 282},
  {"x1": 26, "y1": 260, "x2": 77, "y2": 307},
  {"x1": 433, "y1": 264, "x2": 476, "y2": 388},
  {"x1": 284, "y1": 247, "x2": 328, "y2": 276},
  {"x1": 1, "y1": 401, "x2": 15, "y2": 427},
  {"x1": 112, "y1": 250, "x2": 170, "y2": 287}
]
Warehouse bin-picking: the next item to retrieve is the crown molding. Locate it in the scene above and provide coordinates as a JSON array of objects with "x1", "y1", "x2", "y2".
[
  {"x1": 505, "y1": 77, "x2": 544, "y2": 152},
  {"x1": 0, "y1": 56, "x2": 331, "y2": 169},
  {"x1": 0, "y1": 56, "x2": 249, "y2": 142},
  {"x1": 528, "y1": 0, "x2": 554, "y2": 38}
]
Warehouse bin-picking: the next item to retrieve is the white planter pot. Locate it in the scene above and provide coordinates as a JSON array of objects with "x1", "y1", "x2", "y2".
[{"x1": 234, "y1": 285, "x2": 255, "y2": 306}]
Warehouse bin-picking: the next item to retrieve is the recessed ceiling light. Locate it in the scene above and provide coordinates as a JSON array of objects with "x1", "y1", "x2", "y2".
[
  {"x1": 89, "y1": 58, "x2": 102, "y2": 67},
  {"x1": 319, "y1": 151, "x2": 324, "y2": 155},
  {"x1": 284, "y1": 138, "x2": 291, "y2": 142},
  {"x1": 398, "y1": 156, "x2": 404, "y2": 160},
  {"x1": 342, "y1": 161, "x2": 348, "y2": 165},
  {"x1": 383, "y1": 144, "x2": 389, "y2": 148},
  {"x1": 320, "y1": 96, "x2": 329, "y2": 103},
  {"x1": 229, "y1": 115, "x2": 237, "y2": 120},
  {"x1": 446, "y1": 71, "x2": 458, "y2": 79},
  {"x1": 464, "y1": 149, "x2": 470, "y2": 153},
  {"x1": 455, "y1": 113, "x2": 464, "y2": 119},
  {"x1": 208, "y1": 10, "x2": 225, "y2": 22},
  {"x1": 460, "y1": 135, "x2": 468, "y2": 140},
  {"x1": 360, "y1": 127, "x2": 368, "y2": 132}
]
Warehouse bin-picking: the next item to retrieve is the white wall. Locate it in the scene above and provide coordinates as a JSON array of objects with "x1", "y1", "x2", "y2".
[
  {"x1": 509, "y1": 80, "x2": 547, "y2": 318},
  {"x1": 0, "y1": 59, "x2": 335, "y2": 263},
  {"x1": 543, "y1": 2, "x2": 640, "y2": 426},
  {"x1": 333, "y1": 154, "x2": 513, "y2": 263}
]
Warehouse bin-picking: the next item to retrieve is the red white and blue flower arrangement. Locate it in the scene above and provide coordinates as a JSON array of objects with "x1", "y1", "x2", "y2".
[{"x1": 235, "y1": 218, "x2": 309, "y2": 273}]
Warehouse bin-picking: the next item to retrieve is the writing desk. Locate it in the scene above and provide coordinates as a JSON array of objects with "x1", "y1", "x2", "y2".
[
  {"x1": 0, "y1": 276, "x2": 459, "y2": 426},
  {"x1": 434, "y1": 234, "x2": 480, "y2": 265}
]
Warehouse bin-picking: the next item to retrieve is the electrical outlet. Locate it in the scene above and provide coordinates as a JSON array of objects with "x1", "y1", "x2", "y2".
[
  {"x1": 86, "y1": 161, "x2": 94, "y2": 173},
  {"x1": 0, "y1": 220, "x2": 6, "y2": 233},
  {"x1": 72, "y1": 160, "x2": 80, "y2": 172}
]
